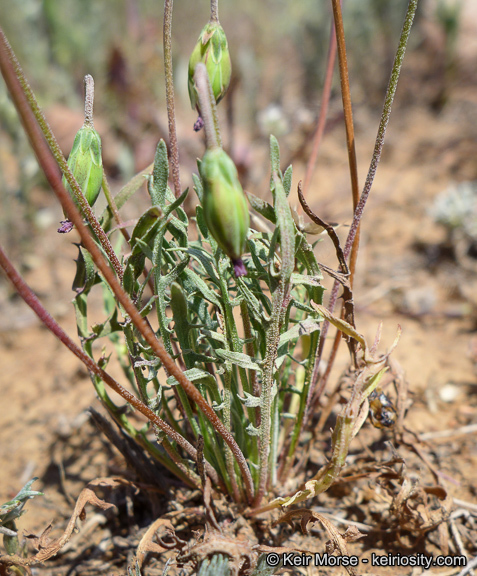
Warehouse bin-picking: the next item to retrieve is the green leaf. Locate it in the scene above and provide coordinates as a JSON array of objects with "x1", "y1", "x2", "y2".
[
  {"x1": 151, "y1": 139, "x2": 169, "y2": 207},
  {"x1": 215, "y1": 349, "x2": 261, "y2": 370},
  {"x1": 199, "y1": 328, "x2": 227, "y2": 345},
  {"x1": 123, "y1": 206, "x2": 164, "y2": 293},
  {"x1": 72, "y1": 244, "x2": 100, "y2": 295},
  {"x1": 0, "y1": 478, "x2": 43, "y2": 526},
  {"x1": 251, "y1": 553, "x2": 284, "y2": 576},
  {"x1": 198, "y1": 553, "x2": 231, "y2": 576},
  {"x1": 269, "y1": 134, "x2": 281, "y2": 176},
  {"x1": 236, "y1": 278, "x2": 264, "y2": 320},
  {"x1": 278, "y1": 318, "x2": 322, "y2": 347},
  {"x1": 246, "y1": 191, "x2": 276, "y2": 224},
  {"x1": 193, "y1": 171, "x2": 204, "y2": 203},
  {"x1": 183, "y1": 268, "x2": 222, "y2": 308},
  {"x1": 187, "y1": 245, "x2": 219, "y2": 282},
  {"x1": 100, "y1": 162, "x2": 153, "y2": 231},
  {"x1": 283, "y1": 165, "x2": 293, "y2": 197},
  {"x1": 237, "y1": 392, "x2": 261, "y2": 408},
  {"x1": 130, "y1": 206, "x2": 163, "y2": 242},
  {"x1": 89, "y1": 306, "x2": 122, "y2": 340},
  {"x1": 167, "y1": 368, "x2": 217, "y2": 389},
  {"x1": 164, "y1": 187, "x2": 189, "y2": 218},
  {"x1": 271, "y1": 172, "x2": 295, "y2": 284},
  {"x1": 73, "y1": 292, "x2": 89, "y2": 339},
  {"x1": 245, "y1": 422, "x2": 260, "y2": 436},
  {"x1": 291, "y1": 273, "x2": 322, "y2": 286},
  {"x1": 248, "y1": 237, "x2": 269, "y2": 277}
]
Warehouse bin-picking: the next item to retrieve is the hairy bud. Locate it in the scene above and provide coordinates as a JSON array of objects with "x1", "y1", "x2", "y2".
[
  {"x1": 188, "y1": 21, "x2": 231, "y2": 111},
  {"x1": 200, "y1": 148, "x2": 249, "y2": 276},
  {"x1": 62, "y1": 125, "x2": 103, "y2": 211}
]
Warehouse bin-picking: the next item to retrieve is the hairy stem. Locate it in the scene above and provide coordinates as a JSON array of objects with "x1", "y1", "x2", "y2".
[
  {"x1": 163, "y1": 0, "x2": 181, "y2": 197},
  {"x1": 343, "y1": 0, "x2": 419, "y2": 260},
  {"x1": 210, "y1": 0, "x2": 219, "y2": 22},
  {"x1": 240, "y1": 300, "x2": 260, "y2": 424},
  {"x1": 83, "y1": 74, "x2": 95, "y2": 128},
  {"x1": 255, "y1": 280, "x2": 287, "y2": 507},
  {"x1": 195, "y1": 63, "x2": 222, "y2": 149}
]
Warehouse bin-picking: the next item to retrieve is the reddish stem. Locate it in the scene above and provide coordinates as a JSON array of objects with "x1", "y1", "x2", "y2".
[{"x1": 302, "y1": 20, "x2": 337, "y2": 199}]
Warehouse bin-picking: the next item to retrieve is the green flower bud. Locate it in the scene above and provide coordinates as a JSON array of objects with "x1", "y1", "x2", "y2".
[
  {"x1": 62, "y1": 125, "x2": 103, "y2": 212},
  {"x1": 200, "y1": 148, "x2": 249, "y2": 276},
  {"x1": 188, "y1": 21, "x2": 232, "y2": 111}
]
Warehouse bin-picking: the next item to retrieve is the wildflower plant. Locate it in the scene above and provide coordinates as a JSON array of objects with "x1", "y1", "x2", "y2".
[{"x1": 0, "y1": 0, "x2": 419, "y2": 571}]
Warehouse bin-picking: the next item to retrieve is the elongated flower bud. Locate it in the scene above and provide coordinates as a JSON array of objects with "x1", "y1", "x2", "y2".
[
  {"x1": 62, "y1": 125, "x2": 103, "y2": 211},
  {"x1": 188, "y1": 21, "x2": 231, "y2": 112},
  {"x1": 200, "y1": 148, "x2": 249, "y2": 276}
]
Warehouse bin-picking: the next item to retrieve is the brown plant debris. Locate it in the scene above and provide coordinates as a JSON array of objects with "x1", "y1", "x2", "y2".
[
  {"x1": 0, "y1": 477, "x2": 134, "y2": 570},
  {"x1": 273, "y1": 508, "x2": 365, "y2": 576}
]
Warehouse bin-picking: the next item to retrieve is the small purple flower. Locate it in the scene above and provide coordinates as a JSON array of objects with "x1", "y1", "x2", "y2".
[
  {"x1": 193, "y1": 116, "x2": 205, "y2": 132},
  {"x1": 57, "y1": 219, "x2": 74, "y2": 234},
  {"x1": 233, "y1": 258, "x2": 247, "y2": 277}
]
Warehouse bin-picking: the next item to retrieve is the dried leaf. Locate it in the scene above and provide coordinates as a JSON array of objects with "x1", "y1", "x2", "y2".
[
  {"x1": 0, "y1": 477, "x2": 133, "y2": 569},
  {"x1": 136, "y1": 517, "x2": 175, "y2": 569},
  {"x1": 272, "y1": 509, "x2": 364, "y2": 576}
]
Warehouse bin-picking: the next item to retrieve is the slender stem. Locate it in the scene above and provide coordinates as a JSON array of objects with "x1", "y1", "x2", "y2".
[
  {"x1": 101, "y1": 172, "x2": 131, "y2": 244},
  {"x1": 102, "y1": 171, "x2": 158, "y2": 297},
  {"x1": 0, "y1": 31, "x2": 124, "y2": 282},
  {"x1": 83, "y1": 74, "x2": 94, "y2": 128},
  {"x1": 210, "y1": 0, "x2": 219, "y2": 22},
  {"x1": 310, "y1": 326, "x2": 341, "y2": 413},
  {"x1": 306, "y1": 0, "x2": 419, "y2": 415},
  {"x1": 331, "y1": 0, "x2": 361, "y2": 291},
  {"x1": 331, "y1": 0, "x2": 359, "y2": 214},
  {"x1": 240, "y1": 300, "x2": 260, "y2": 424},
  {"x1": 254, "y1": 169, "x2": 295, "y2": 503},
  {"x1": 0, "y1": 244, "x2": 219, "y2": 490},
  {"x1": 343, "y1": 0, "x2": 419, "y2": 261},
  {"x1": 302, "y1": 20, "x2": 337, "y2": 199},
  {"x1": 163, "y1": 0, "x2": 181, "y2": 198},
  {"x1": 255, "y1": 280, "x2": 287, "y2": 507},
  {"x1": 195, "y1": 63, "x2": 222, "y2": 149},
  {"x1": 222, "y1": 367, "x2": 241, "y2": 502},
  {"x1": 281, "y1": 330, "x2": 319, "y2": 477},
  {"x1": 0, "y1": 28, "x2": 255, "y2": 504}
]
